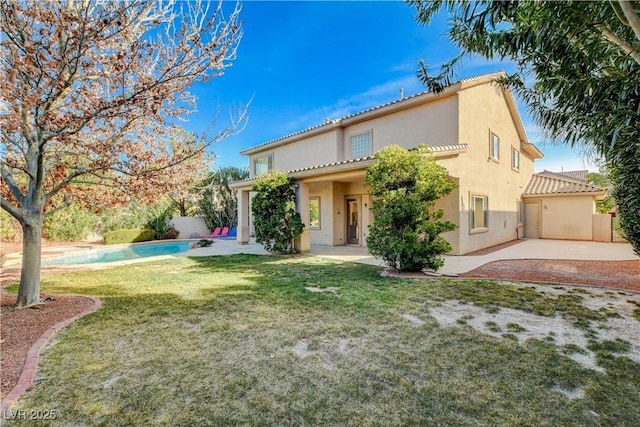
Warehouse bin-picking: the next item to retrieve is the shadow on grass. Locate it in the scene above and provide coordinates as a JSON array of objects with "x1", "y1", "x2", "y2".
[
  {"x1": 3, "y1": 254, "x2": 640, "y2": 426},
  {"x1": 186, "y1": 254, "x2": 403, "y2": 315}
]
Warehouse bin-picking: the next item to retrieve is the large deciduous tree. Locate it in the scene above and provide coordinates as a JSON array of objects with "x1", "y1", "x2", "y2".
[
  {"x1": 410, "y1": 0, "x2": 640, "y2": 254},
  {"x1": 366, "y1": 145, "x2": 457, "y2": 272},
  {"x1": 0, "y1": 0, "x2": 245, "y2": 307}
]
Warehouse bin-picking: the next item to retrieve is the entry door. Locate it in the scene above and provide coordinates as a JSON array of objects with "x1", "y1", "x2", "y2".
[
  {"x1": 524, "y1": 202, "x2": 540, "y2": 238},
  {"x1": 347, "y1": 198, "x2": 359, "y2": 245}
]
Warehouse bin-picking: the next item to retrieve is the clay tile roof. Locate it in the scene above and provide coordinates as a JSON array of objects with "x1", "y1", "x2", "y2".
[
  {"x1": 230, "y1": 144, "x2": 469, "y2": 186},
  {"x1": 241, "y1": 72, "x2": 506, "y2": 154},
  {"x1": 286, "y1": 155, "x2": 376, "y2": 174},
  {"x1": 524, "y1": 173, "x2": 605, "y2": 196},
  {"x1": 539, "y1": 169, "x2": 590, "y2": 182},
  {"x1": 428, "y1": 144, "x2": 468, "y2": 152},
  {"x1": 556, "y1": 170, "x2": 589, "y2": 181}
]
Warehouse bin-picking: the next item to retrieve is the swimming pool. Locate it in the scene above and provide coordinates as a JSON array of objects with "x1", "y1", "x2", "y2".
[{"x1": 45, "y1": 241, "x2": 193, "y2": 265}]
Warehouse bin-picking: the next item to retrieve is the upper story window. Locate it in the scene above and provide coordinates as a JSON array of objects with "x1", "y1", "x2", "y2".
[
  {"x1": 489, "y1": 132, "x2": 500, "y2": 161},
  {"x1": 254, "y1": 155, "x2": 272, "y2": 176},
  {"x1": 512, "y1": 147, "x2": 520, "y2": 171},
  {"x1": 350, "y1": 132, "x2": 372, "y2": 159}
]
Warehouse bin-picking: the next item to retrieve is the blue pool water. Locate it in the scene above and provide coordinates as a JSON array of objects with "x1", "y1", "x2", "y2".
[{"x1": 45, "y1": 241, "x2": 192, "y2": 265}]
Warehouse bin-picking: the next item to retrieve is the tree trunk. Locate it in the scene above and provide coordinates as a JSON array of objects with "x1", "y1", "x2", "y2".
[{"x1": 16, "y1": 221, "x2": 43, "y2": 308}]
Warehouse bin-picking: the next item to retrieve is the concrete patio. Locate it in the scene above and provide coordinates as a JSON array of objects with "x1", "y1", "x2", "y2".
[
  {"x1": 7, "y1": 238, "x2": 637, "y2": 276},
  {"x1": 309, "y1": 239, "x2": 638, "y2": 276}
]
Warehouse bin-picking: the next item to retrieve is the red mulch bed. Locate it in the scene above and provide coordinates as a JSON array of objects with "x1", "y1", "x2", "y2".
[
  {"x1": 0, "y1": 291, "x2": 95, "y2": 400},
  {"x1": 1, "y1": 250, "x2": 97, "y2": 402},
  {"x1": 460, "y1": 259, "x2": 640, "y2": 293}
]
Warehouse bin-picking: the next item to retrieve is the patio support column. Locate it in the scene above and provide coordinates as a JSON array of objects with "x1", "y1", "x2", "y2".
[
  {"x1": 295, "y1": 181, "x2": 311, "y2": 252},
  {"x1": 237, "y1": 189, "x2": 250, "y2": 245}
]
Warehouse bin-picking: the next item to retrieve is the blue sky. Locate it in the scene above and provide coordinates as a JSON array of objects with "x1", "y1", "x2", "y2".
[{"x1": 184, "y1": 1, "x2": 599, "y2": 173}]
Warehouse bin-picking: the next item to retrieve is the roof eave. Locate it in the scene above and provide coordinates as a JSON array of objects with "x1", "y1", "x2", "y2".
[
  {"x1": 522, "y1": 141, "x2": 544, "y2": 159},
  {"x1": 522, "y1": 191, "x2": 606, "y2": 198},
  {"x1": 230, "y1": 145, "x2": 468, "y2": 189}
]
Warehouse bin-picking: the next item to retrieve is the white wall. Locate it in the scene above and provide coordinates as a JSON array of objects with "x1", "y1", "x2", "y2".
[{"x1": 170, "y1": 216, "x2": 210, "y2": 239}]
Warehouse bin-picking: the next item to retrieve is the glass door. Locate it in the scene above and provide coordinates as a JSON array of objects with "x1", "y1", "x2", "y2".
[{"x1": 347, "y1": 198, "x2": 359, "y2": 245}]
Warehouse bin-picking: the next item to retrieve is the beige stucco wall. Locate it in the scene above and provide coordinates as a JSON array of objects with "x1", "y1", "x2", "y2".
[
  {"x1": 170, "y1": 216, "x2": 210, "y2": 239},
  {"x1": 306, "y1": 176, "x2": 371, "y2": 247},
  {"x1": 443, "y1": 83, "x2": 535, "y2": 254},
  {"x1": 241, "y1": 79, "x2": 541, "y2": 254},
  {"x1": 342, "y1": 95, "x2": 459, "y2": 155},
  {"x1": 527, "y1": 195, "x2": 596, "y2": 240},
  {"x1": 248, "y1": 95, "x2": 459, "y2": 177},
  {"x1": 249, "y1": 131, "x2": 340, "y2": 178},
  {"x1": 434, "y1": 184, "x2": 461, "y2": 255},
  {"x1": 308, "y1": 182, "x2": 336, "y2": 245},
  {"x1": 332, "y1": 182, "x2": 347, "y2": 245},
  {"x1": 593, "y1": 213, "x2": 612, "y2": 242}
]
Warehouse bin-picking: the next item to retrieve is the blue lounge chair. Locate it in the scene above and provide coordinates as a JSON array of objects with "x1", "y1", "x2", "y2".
[{"x1": 217, "y1": 227, "x2": 237, "y2": 240}]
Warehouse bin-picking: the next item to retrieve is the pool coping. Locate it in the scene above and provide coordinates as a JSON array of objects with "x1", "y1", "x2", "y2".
[{"x1": 5, "y1": 240, "x2": 201, "y2": 269}]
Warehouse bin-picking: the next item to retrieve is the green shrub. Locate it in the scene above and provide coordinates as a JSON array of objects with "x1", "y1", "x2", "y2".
[
  {"x1": 98, "y1": 204, "x2": 150, "y2": 233},
  {"x1": 43, "y1": 204, "x2": 99, "y2": 241},
  {"x1": 99, "y1": 201, "x2": 180, "y2": 240},
  {"x1": 103, "y1": 228, "x2": 156, "y2": 245},
  {"x1": 611, "y1": 158, "x2": 640, "y2": 254},
  {"x1": 146, "y1": 209, "x2": 173, "y2": 239},
  {"x1": 366, "y1": 145, "x2": 457, "y2": 271},
  {"x1": 251, "y1": 171, "x2": 304, "y2": 254}
]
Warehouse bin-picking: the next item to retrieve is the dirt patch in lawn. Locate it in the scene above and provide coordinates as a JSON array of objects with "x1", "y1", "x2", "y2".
[{"x1": 422, "y1": 293, "x2": 640, "y2": 373}]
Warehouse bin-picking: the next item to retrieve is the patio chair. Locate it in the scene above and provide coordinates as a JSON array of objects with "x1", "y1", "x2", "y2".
[
  {"x1": 200, "y1": 227, "x2": 221, "y2": 238},
  {"x1": 217, "y1": 227, "x2": 237, "y2": 240},
  {"x1": 215, "y1": 227, "x2": 230, "y2": 238}
]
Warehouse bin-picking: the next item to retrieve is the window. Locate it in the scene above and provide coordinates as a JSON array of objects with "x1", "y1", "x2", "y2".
[
  {"x1": 517, "y1": 200, "x2": 524, "y2": 225},
  {"x1": 350, "y1": 132, "x2": 372, "y2": 158},
  {"x1": 471, "y1": 195, "x2": 489, "y2": 230},
  {"x1": 309, "y1": 197, "x2": 320, "y2": 229},
  {"x1": 254, "y1": 155, "x2": 272, "y2": 175},
  {"x1": 512, "y1": 147, "x2": 520, "y2": 170},
  {"x1": 490, "y1": 133, "x2": 500, "y2": 160}
]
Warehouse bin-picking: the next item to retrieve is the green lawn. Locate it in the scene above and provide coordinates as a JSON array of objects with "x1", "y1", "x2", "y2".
[{"x1": 5, "y1": 255, "x2": 640, "y2": 426}]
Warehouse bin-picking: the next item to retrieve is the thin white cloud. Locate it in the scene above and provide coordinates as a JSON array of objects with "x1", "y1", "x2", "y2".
[{"x1": 282, "y1": 74, "x2": 425, "y2": 131}]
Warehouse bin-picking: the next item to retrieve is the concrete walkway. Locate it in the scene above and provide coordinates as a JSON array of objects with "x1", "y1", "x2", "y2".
[
  {"x1": 310, "y1": 239, "x2": 638, "y2": 276},
  {"x1": 10, "y1": 238, "x2": 636, "y2": 276}
]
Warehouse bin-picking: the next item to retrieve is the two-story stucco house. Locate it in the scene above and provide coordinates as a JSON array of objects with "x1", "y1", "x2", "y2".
[{"x1": 231, "y1": 72, "x2": 545, "y2": 255}]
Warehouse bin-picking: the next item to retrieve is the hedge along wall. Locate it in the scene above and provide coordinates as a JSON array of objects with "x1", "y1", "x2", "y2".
[{"x1": 170, "y1": 216, "x2": 210, "y2": 239}]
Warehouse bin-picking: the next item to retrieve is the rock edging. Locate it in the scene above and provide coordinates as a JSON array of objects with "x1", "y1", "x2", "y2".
[{"x1": 0, "y1": 296, "x2": 102, "y2": 412}]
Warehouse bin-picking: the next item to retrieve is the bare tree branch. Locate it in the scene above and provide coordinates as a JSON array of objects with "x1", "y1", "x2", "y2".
[{"x1": 595, "y1": 22, "x2": 640, "y2": 65}]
